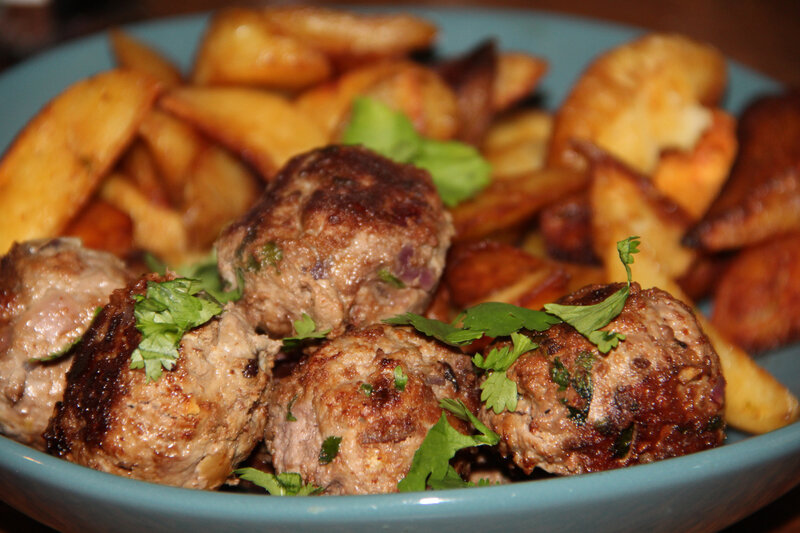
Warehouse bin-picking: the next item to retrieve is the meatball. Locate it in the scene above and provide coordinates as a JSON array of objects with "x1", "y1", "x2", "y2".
[
  {"x1": 45, "y1": 275, "x2": 280, "y2": 490},
  {"x1": 480, "y1": 283, "x2": 725, "y2": 475},
  {"x1": 0, "y1": 238, "x2": 132, "y2": 449},
  {"x1": 216, "y1": 145, "x2": 453, "y2": 337},
  {"x1": 265, "y1": 324, "x2": 478, "y2": 495}
]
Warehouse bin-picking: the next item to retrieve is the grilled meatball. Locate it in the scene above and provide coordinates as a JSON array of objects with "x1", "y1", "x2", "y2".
[
  {"x1": 45, "y1": 275, "x2": 280, "y2": 490},
  {"x1": 481, "y1": 283, "x2": 725, "y2": 475},
  {"x1": 216, "y1": 145, "x2": 453, "y2": 337},
  {"x1": 265, "y1": 323, "x2": 478, "y2": 495},
  {"x1": 0, "y1": 239, "x2": 132, "y2": 449}
]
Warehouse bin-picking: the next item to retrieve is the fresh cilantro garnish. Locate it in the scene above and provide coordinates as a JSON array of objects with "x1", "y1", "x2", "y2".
[
  {"x1": 551, "y1": 351, "x2": 596, "y2": 425},
  {"x1": 234, "y1": 468, "x2": 322, "y2": 496},
  {"x1": 360, "y1": 383, "x2": 373, "y2": 396},
  {"x1": 378, "y1": 268, "x2": 406, "y2": 289},
  {"x1": 143, "y1": 251, "x2": 242, "y2": 304},
  {"x1": 282, "y1": 313, "x2": 330, "y2": 350},
  {"x1": 393, "y1": 365, "x2": 408, "y2": 392},
  {"x1": 543, "y1": 236, "x2": 640, "y2": 353},
  {"x1": 385, "y1": 302, "x2": 559, "y2": 347},
  {"x1": 319, "y1": 436, "x2": 342, "y2": 465},
  {"x1": 550, "y1": 357, "x2": 570, "y2": 390},
  {"x1": 260, "y1": 242, "x2": 283, "y2": 273},
  {"x1": 342, "y1": 97, "x2": 491, "y2": 207},
  {"x1": 286, "y1": 394, "x2": 299, "y2": 422},
  {"x1": 472, "y1": 332, "x2": 536, "y2": 414},
  {"x1": 130, "y1": 278, "x2": 223, "y2": 382},
  {"x1": 397, "y1": 399, "x2": 499, "y2": 492}
]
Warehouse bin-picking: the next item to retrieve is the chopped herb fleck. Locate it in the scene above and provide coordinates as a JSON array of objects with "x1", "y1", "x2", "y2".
[
  {"x1": 378, "y1": 268, "x2": 406, "y2": 288},
  {"x1": 394, "y1": 365, "x2": 408, "y2": 391},
  {"x1": 234, "y1": 468, "x2": 322, "y2": 496},
  {"x1": 261, "y1": 242, "x2": 283, "y2": 272},
  {"x1": 360, "y1": 383, "x2": 373, "y2": 396},
  {"x1": 319, "y1": 436, "x2": 342, "y2": 464},
  {"x1": 286, "y1": 394, "x2": 299, "y2": 422},
  {"x1": 613, "y1": 424, "x2": 635, "y2": 458}
]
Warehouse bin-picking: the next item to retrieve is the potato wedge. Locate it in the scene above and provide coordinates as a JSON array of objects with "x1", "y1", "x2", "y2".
[
  {"x1": 99, "y1": 173, "x2": 189, "y2": 265},
  {"x1": 160, "y1": 86, "x2": 327, "y2": 180},
  {"x1": 481, "y1": 109, "x2": 552, "y2": 178},
  {"x1": 445, "y1": 241, "x2": 569, "y2": 310},
  {"x1": 451, "y1": 166, "x2": 585, "y2": 242},
  {"x1": 138, "y1": 108, "x2": 204, "y2": 201},
  {"x1": 295, "y1": 60, "x2": 458, "y2": 142},
  {"x1": 539, "y1": 192, "x2": 599, "y2": 264},
  {"x1": 587, "y1": 146, "x2": 696, "y2": 279},
  {"x1": 182, "y1": 144, "x2": 261, "y2": 249},
  {"x1": 192, "y1": 8, "x2": 332, "y2": 90},
  {"x1": 62, "y1": 198, "x2": 134, "y2": 258},
  {"x1": 653, "y1": 109, "x2": 737, "y2": 220},
  {"x1": 0, "y1": 69, "x2": 160, "y2": 254},
  {"x1": 492, "y1": 51, "x2": 548, "y2": 112},
  {"x1": 591, "y1": 169, "x2": 799, "y2": 434},
  {"x1": 712, "y1": 232, "x2": 800, "y2": 353},
  {"x1": 117, "y1": 140, "x2": 170, "y2": 207},
  {"x1": 262, "y1": 5, "x2": 437, "y2": 64},
  {"x1": 686, "y1": 91, "x2": 800, "y2": 251},
  {"x1": 109, "y1": 29, "x2": 182, "y2": 87},
  {"x1": 548, "y1": 33, "x2": 726, "y2": 175}
]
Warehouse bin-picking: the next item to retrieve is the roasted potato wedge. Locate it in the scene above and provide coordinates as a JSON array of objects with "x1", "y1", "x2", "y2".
[
  {"x1": 192, "y1": 8, "x2": 332, "y2": 90},
  {"x1": 445, "y1": 241, "x2": 569, "y2": 310},
  {"x1": 548, "y1": 33, "x2": 726, "y2": 175},
  {"x1": 587, "y1": 145, "x2": 696, "y2": 279},
  {"x1": 492, "y1": 51, "x2": 548, "y2": 112},
  {"x1": 109, "y1": 29, "x2": 182, "y2": 87},
  {"x1": 686, "y1": 91, "x2": 800, "y2": 251},
  {"x1": 653, "y1": 109, "x2": 737, "y2": 220},
  {"x1": 437, "y1": 40, "x2": 497, "y2": 145},
  {"x1": 117, "y1": 139, "x2": 170, "y2": 207},
  {"x1": 262, "y1": 5, "x2": 437, "y2": 65},
  {"x1": 160, "y1": 86, "x2": 327, "y2": 180},
  {"x1": 712, "y1": 232, "x2": 800, "y2": 353},
  {"x1": 137, "y1": 109, "x2": 204, "y2": 202},
  {"x1": 99, "y1": 173, "x2": 189, "y2": 265},
  {"x1": 451, "y1": 166, "x2": 585, "y2": 242},
  {"x1": 0, "y1": 69, "x2": 160, "y2": 254},
  {"x1": 481, "y1": 109, "x2": 552, "y2": 178},
  {"x1": 539, "y1": 192, "x2": 599, "y2": 265},
  {"x1": 295, "y1": 60, "x2": 458, "y2": 142},
  {"x1": 62, "y1": 198, "x2": 134, "y2": 258},
  {"x1": 182, "y1": 144, "x2": 261, "y2": 249},
  {"x1": 591, "y1": 169, "x2": 799, "y2": 434}
]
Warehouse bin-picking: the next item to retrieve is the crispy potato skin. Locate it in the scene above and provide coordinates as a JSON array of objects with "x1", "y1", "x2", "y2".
[
  {"x1": 686, "y1": 91, "x2": 800, "y2": 251},
  {"x1": 712, "y1": 232, "x2": 800, "y2": 353}
]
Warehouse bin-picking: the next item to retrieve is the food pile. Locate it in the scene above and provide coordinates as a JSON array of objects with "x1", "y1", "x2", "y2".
[{"x1": 0, "y1": 6, "x2": 798, "y2": 495}]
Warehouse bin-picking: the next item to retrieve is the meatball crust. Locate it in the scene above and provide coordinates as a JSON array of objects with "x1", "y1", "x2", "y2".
[
  {"x1": 45, "y1": 275, "x2": 280, "y2": 490},
  {"x1": 481, "y1": 283, "x2": 725, "y2": 475},
  {"x1": 0, "y1": 238, "x2": 132, "y2": 449},
  {"x1": 265, "y1": 324, "x2": 479, "y2": 495},
  {"x1": 216, "y1": 145, "x2": 454, "y2": 337}
]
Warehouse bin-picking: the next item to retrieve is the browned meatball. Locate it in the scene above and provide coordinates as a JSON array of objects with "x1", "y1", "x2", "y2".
[
  {"x1": 480, "y1": 283, "x2": 725, "y2": 475},
  {"x1": 216, "y1": 145, "x2": 453, "y2": 337},
  {"x1": 265, "y1": 324, "x2": 478, "y2": 495},
  {"x1": 45, "y1": 275, "x2": 280, "y2": 490},
  {"x1": 0, "y1": 239, "x2": 132, "y2": 449}
]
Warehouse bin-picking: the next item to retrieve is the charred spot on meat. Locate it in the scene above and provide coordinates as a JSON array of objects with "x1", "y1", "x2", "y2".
[
  {"x1": 264, "y1": 323, "x2": 478, "y2": 495},
  {"x1": 44, "y1": 274, "x2": 280, "y2": 490},
  {"x1": 216, "y1": 145, "x2": 454, "y2": 338},
  {"x1": 0, "y1": 238, "x2": 132, "y2": 449},
  {"x1": 479, "y1": 283, "x2": 725, "y2": 475}
]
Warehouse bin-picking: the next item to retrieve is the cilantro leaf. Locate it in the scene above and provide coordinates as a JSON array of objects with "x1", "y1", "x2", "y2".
[
  {"x1": 30, "y1": 335, "x2": 83, "y2": 363},
  {"x1": 413, "y1": 139, "x2": 491, "y2": 207},
  {"x1": 145, "y1": 251, "x2": 242, "y2": 305},
  {"x1": 342, "y1": 96, "x2": 421, "y2": 163},
  {"x1": 460, "y1": 302, "x2": 561, "y2": 338},
  {"x1": 342, "y1": 97, "x2": 491, "y2": 207},
  {"x1": 282, "y1": 313, "x2": 330, "y2": 350},
  {"x1": 319, "y1": 436, "x2": 342, "y2": 465},
  {"x1": 543, "y1": 237, "x2": 640, "y2": 354},
  {"x1": 472, "y1": 333, "x2": 536, "y2": 414},
  {"x1": 130, "y1": 278, "x2": 223, "y2": 382},
  {"x1": 383, "y1": 313, "x2": 484, "y2": 346},
  {"x1": 286, "y1": 394, "x2": 299, "y2": 422},
  {"x1": 394, "y1": 365, "x2": 408, "y2": 392},
  {"x1": 378, "y1": 268, "x2": 405, "y2": 288},
  {"x1": 360, "y1": 383, "x2": 373, "y2": 396},
  {"x1": 397, "y1": 399, "x2": 499, "y2": 492},
  {"x1": 234, "y1": 468, "x2": 322, "y2": 496}
]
